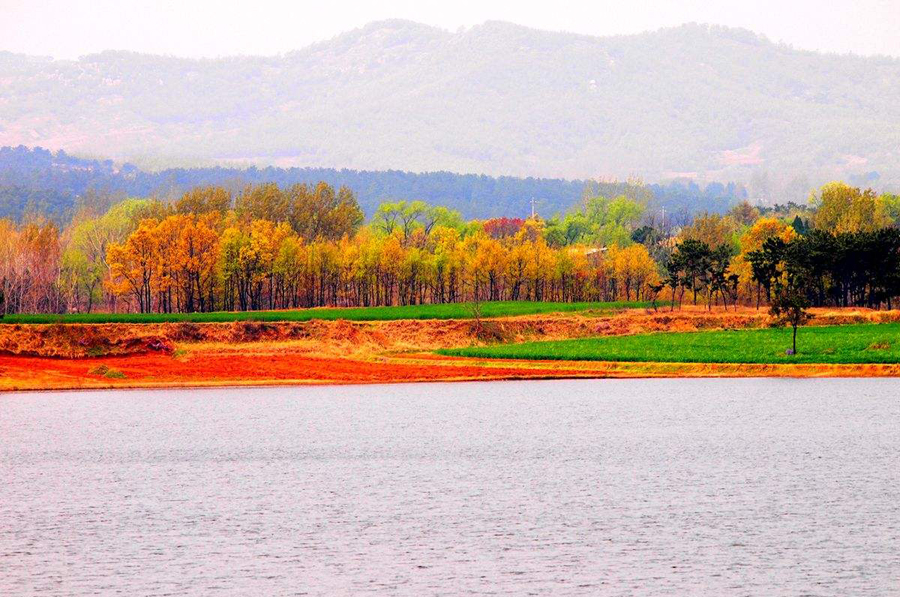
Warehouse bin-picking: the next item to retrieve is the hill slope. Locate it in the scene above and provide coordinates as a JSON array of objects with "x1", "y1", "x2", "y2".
[{"x1": 1, "y1": 20, "x2": 897, "y2": 191}]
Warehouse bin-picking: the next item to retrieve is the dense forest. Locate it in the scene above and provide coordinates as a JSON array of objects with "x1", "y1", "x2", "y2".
[
  {"x1": 2, "y1": 21, "x2": 898, "y2": 195},
  {"x1": 1, "y1": 178, "x2": 898, "y2": 316},
  {"x1": 0, "y1": 146, "x2": 746, "y2": 223}
]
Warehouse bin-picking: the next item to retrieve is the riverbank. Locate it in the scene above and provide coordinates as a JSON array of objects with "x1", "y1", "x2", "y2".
[{"x1": 2, "y1": 307, "x2": 900, "y2": 391}]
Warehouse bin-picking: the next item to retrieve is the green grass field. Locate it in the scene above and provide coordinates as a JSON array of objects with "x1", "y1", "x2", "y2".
[
  {"x1": 438, "y1": 323, "x2": 900, "y2": 364},
  {"x1": 0, "y1": 300, "x2": 655, "y2": 325}
]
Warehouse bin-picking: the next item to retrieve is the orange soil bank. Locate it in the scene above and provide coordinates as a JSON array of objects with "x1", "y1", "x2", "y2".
[
  {"x1": 0, "y1": 352, "x2": 593, "y2": 391},
  {"x1": 3, "y1": 350, "x2": 900, "y2": 392},
  {"x1": 2, "y1": 307, "x2": 900, "y2": 392}
]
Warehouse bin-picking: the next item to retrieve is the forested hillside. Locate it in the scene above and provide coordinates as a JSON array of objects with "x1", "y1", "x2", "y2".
[
  {"x1": 0, "y1": 146, "x2": 746, "y2": 223},
  {"x1": 1, "y1": 21, "x2": 898, "y2": 196}
]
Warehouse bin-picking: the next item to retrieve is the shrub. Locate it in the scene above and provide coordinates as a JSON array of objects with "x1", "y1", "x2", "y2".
[
  {"x1": 88, "y1": 364, "x2": 126, "y2": 378},
  {"x1": 88, "y1": 364, "x2": 109, "y2": 375}
]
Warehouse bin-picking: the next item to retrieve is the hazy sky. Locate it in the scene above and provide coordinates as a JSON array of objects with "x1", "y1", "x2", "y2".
[{"x1": 2, "y1": 0, "x2": 899, "y2": 59}]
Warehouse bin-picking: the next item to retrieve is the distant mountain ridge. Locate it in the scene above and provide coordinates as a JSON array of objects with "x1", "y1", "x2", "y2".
[
  {"x1": 0, "y1": 145, "x2": 746, "y2": 223},
  {"x1": 1, "y1": 20, "x2": 897, "y2": 195}
]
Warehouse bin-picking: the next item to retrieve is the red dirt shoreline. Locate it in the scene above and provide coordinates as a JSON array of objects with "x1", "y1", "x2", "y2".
[
  {"x1": 3, "y1": 307, "x2": 899, "y2": 392},
  {"x1": 3, "y1": 350, "x2": 900, "y2": 393}
]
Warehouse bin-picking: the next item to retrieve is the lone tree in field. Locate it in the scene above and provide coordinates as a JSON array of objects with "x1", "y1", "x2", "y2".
[
  {"x1": 766, "y1": 239, "x2": 812, "y2": 355},
  {"x1": 770, "y1": 281, "x2": 811, "y2": 355}
]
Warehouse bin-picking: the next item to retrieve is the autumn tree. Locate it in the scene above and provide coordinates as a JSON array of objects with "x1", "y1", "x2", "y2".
[
  {"x1": 174, "y1": 186, "x2": 232, "y2": 215},
  {"x1": 811, "y1": 182, "x2": 890, "y2": 233},
  {"x1": 679, "y1": 212, "x2": 738, "y2": 251},
  {"x1": 60, "y1": 246, "x2": 103, "y2": 313},
  {"x1": 64, "y1": 198, "x2": 155, "y2": 311},
  {"x1": 288, "y1": 182, "x2": 363, "y2": 241},
  {"x1": 372, "y1": 200, "x2": 462, "y2": 243},
  {"x1": 733, "y1": 217, "x2": 797, "y2": 307},
  {"x1": 0, "y1": 219, "x2": 20, "y2": 315},
  {"x1": 107, "y1": 219, "x2": 160, "y2": 313},
  {"x1": 15, "y1": 221, "x2": 63, "y2": 313},
  {"x1": 483, "y1": 217, "x2": 524, "y2": 239},
  {"x1": 236, "y1": 183, "x2": 290, "y2": 223},
  {"x1": 171, "y1": 214, "x2": 221, "y2": 312},
  {"x1": 610, "y1": 244, "x2": 659, "y2": 301}
]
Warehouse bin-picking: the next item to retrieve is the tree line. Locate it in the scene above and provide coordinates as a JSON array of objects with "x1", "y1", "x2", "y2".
[
  {"x1": 0, "y1": 145, "x2": 747, "y2": 224},
  {"x1": 1, "y1": 179, "x2": 899, "y2": 317}
]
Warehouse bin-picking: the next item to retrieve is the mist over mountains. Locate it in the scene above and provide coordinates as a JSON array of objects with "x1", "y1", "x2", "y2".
[{"x1": 1, "y1": 20, "x2": 898, "y2": 200}]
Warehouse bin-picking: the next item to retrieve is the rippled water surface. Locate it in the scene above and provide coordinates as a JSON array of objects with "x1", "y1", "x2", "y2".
[{"x1": 2, "y1": 379, "x2": 899, "y2": 596}]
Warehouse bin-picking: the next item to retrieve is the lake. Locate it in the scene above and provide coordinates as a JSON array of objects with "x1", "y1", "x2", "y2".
[{"x1": 2, "y1": 379, "x2": 899, "y2": 596}]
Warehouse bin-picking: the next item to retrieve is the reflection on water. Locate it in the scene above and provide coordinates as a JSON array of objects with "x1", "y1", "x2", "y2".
[{"x1": 2, "y1": 379, "x2": 899, "y2": 596}]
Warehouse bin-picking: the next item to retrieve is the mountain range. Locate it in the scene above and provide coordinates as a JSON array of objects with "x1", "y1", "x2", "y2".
[{"x1": 1, "y1": 20, "x2": 898, "y2": 199}]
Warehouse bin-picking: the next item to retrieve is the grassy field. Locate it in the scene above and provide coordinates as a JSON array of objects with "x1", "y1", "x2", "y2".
[
  {"x1": 439, "y1": 323, "x2": 900, "y2": 364},
  {"x1": 0, "y1": 300, "x2": 656, "y2": 325}
]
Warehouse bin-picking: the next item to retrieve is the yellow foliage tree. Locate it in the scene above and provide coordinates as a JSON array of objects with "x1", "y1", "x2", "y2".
[
  {"x1": 811, "y1": 182, "x2": 890, "y2": 233},
  {"x1": 733, "y1": 217, "x2": 797, "y2": 307}
]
